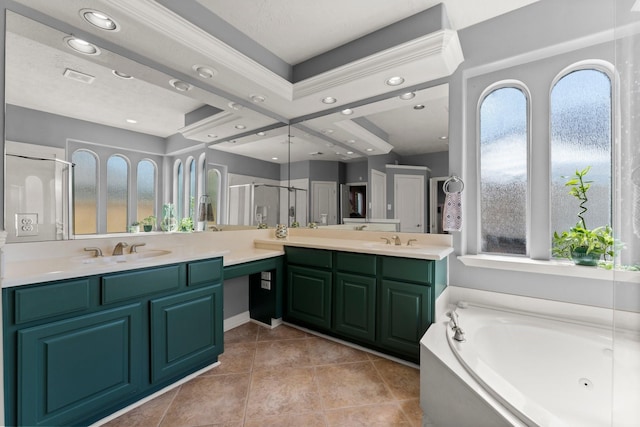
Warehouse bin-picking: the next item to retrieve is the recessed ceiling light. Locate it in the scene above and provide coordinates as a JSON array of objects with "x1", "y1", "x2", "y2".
[
  {"x1": 126, "y1": 119, "x2": 137, "y2": 124},
  {"x1": 335, "y1": 152, "x2": 341, "y2": 155},
  {"x1": 207, "y1": 134, "x2": 217, "y2": 139},
  {"x1": 81, "y1": 9, "x2": 119, "y2": 31},
  {"x1": 170, "y1": 79, "x2": 191, "y2": 91},
  {"x1": 341, "y1": 108, "x2": 354, "y2": 115},
  {"x1": 234, "y1": 124, "x2": 246, "y2": 130},
  {"x1": 228, "y1": 102, "x2": 244, "y2": 111},
  {"x1": 272, "y1": 157, "x2": 278, "y2": 160},
  {"x1": 250, "y1": 94, "x2": 266, "y2": 103},
  {"x1": 385, "y1": 76, "x2": 405, "y2": 86},
  {"x1": 322, "y1": 96, "x2": 337, "y2": 104},
  {"x1": 112, "y1": 70, "x2": 133, "y2": 79},
  {"x1": 256, "y1": 132, "x2": 266, "y2": 136},
  {"x1": 64, "y1": 36, "x2": 100, "y2": 55},
  {"x1": 439, "y1": 136, "x2": 448, "y2": 140},
  {"x1": 399, "y1": 92, "x2": 416, "y2": 100},
  {"x1": 321, "y1": 128, "x2": 334, "y2": 134},
  {"x1": 346, "y1": 139, "x2": 356, "y2": 144},
  {"x1": 347, "y1": 151, "x2": 354, "y2": 155},
  {"x1": 366, "y1": 148, "x2": 374, "y2": 152},
  {"x1": 413, "y1": 104, "x2": 425, "y2": 110},
  {"x1": 192, "y1": 65, "x2": 216, "y2": 79}
]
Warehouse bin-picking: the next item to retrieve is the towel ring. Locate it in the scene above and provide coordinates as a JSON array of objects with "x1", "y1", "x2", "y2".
[{"x1": 443, "y1": 176, "x2": 464, "y2": 194}]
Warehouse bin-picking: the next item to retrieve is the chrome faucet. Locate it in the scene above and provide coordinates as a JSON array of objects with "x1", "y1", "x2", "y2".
[
  {"x1": 406, "y1": 238, "x2": 418, "y2": 246},
  {"x1": 391, "y1": 235, "x2": 401, "y2": 246},
  {"x1": 130, "y1": 243, "x2": 146, "y2": 253},
  {"x1": 448, "y1": 311, "x2": 466, "y2": 342},
  {"x1": 355, "y1": 225, "x2": 367, "y2": 231},
  {"x1": 84, "y1": 247, "x2": 103, "y2": 257},
  {"x1": 112, "y1": 242, "x2": 129, "y2": 256}
]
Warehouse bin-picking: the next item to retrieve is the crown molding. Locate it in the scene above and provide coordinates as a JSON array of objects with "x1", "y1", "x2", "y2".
[
  {"x1": 107, "y1": 0, "x2": 293, "y2": 100},
  {"x1": 178, "y1": 111, "x2": 237, "y2": 142},
  {"x1": 292, "y1": 29, "x2": 464, "y2": 100},
  {"x1": 335, "y1": 120, "x2": 394, "y2": 154}
]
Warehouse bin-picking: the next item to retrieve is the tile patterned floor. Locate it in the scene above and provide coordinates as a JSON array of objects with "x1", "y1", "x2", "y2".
[{"x1": 102, "y1": 322, "x2": 422, "y2": 427}]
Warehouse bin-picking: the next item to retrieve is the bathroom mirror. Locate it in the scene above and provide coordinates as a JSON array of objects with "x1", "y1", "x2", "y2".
[{"x1": 3, "y1": 10, "x2": 282, "y2": 242}]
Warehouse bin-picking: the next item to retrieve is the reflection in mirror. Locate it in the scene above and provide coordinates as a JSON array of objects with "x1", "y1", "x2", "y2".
[{"x1": 4, "y1": 11, "x2": 281, "y2": 241}]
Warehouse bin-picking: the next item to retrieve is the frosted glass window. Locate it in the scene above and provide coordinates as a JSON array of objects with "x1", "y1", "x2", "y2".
[
  {"x1": 189, "y1": 158, "x2": 196, "y2": 218},
  {"x1": 107, "y1": 155, "x2": 129, "y2": 233},
  {"x1": 551, "y1": 69, "x2": 611, "y2": 237},
  {"x1": 207, "y1": 168, "x2": 220, "y2": 223},
  {"x1": 137, "y1": 160, "x2": 156, "y2": 222},
  {"x1": 72, "y1": 150, "x2": 97, "y2": 234},
  {"x1": 480, "y1": 87, "x2": 528, "y2": 255},
  {"x1": 176, "y1": 162, "x2": 183, "y2": 220}
]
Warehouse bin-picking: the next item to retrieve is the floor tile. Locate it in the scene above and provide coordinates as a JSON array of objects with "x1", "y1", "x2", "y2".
[
  {"x1": 253, "y1": 338, "x2": 312, "y2": 370},
  {"x1": 306, "y1": 336, "x2": 370, "y2": 366},
  {"x1": 246, "y1": 367, "x2": 322, "y2": 418},
  {"x1": 399, "y1": 399, "x2": 424, "y2": 427},
  {"x1": 159, "y1": 373, "x2": 249, "y2": 427},
  {"x1": 324, "y1": 403, "x2": 412, "y2": 426},
  {"x1": 102, "y1": 387, "x2": 178, "y2": 427},
  {"x1": 257, "y1": 324, "x2": 309, "y2": 341},
  {"x1": 314, "y1": 361, "x2": 393, "y2": 409},
  {"x1": 224, "y1": 322, "x2": 260, "y2": 344},
  {"x1": 244, "y1": 411, "x2": 327, "y2": 427},
  {"x1": 373, "y1": 359, "x2": 420, "y2": 400},
  {"x1": 202, "y1": 341, "x2": 256, "y2": 376}
]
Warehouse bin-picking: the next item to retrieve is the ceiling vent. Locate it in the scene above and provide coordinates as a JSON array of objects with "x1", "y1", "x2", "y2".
[{"x1": 63, "y1": 68, "x2": 95, "y2": 84}]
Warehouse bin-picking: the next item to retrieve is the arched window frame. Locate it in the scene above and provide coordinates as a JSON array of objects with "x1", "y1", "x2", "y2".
[
  {"x1": 106, "y1": 154, "x2": 131, "y2": 233},
  {"x1": 71, "y1": 148, "x2": 99, "y2": 235},
  {"x1": 477, "y1": 80, "x2": 532, "y2": 256},
  {"x1": 136, "y1": 158, "x2": 157, "y2": 222}
]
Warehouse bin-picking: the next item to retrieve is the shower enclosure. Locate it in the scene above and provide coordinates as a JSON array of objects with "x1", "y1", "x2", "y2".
[
  {"x1": 5, "y1": 150, "x2": 73, "y2": 243},
  {"x1": 227, "y1": 183, "x2": 307, "y2": 227}
]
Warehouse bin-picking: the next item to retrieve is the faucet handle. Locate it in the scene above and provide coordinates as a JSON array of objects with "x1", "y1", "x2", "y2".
[
  {"x1": 130, "y1": 243, "x2": 146, "y2": 253},
  {"x1": 84, "y1": 247, "x2": 103, "y2": 257}
]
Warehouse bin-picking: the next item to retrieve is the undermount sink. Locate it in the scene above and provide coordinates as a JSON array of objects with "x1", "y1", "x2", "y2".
[
  {"x1": 361, "y1": 242, "x2": 425, "y2": 250},
  {"x1": 73, "y1": 249, "x2": 172, "y2": 265}
]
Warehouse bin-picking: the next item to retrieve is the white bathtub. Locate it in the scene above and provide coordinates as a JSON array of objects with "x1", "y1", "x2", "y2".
[{"x1": 421, "y1": 304, "x2": 640, "y2": 427}]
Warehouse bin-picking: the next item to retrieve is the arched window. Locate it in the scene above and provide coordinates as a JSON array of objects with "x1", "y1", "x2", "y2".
[
  {"x1": 107, "y1": 155, "x2": 129, "y2": 233},
  {"x1": 479, "y1": 85, "x2": 529, "y2": 255},
  {"x1": 72, "y1": 149, "x2": 98, "y2": 234},
  {"x1": 188, "y1": 157, "x2": 196, "y2": 220},
  {"x1": 137, "y1": 159, "x2": 156, "y2": 222},
  {"x1": 551, "y1": 67, "x2": 612, "y2": 239},
  {"x1": 207, "y1": 168, "x2": 221, "y2": 224},
  {"x1": 174, "y1": 160, "x2": 183, "y2": 220}
]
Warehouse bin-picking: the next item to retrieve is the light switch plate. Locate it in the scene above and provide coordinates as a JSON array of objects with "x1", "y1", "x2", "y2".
[{"x1": 15, "y1": 213, "x2": 38, "y2": 236}]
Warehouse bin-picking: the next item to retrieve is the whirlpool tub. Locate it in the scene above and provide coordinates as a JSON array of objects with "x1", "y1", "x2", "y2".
[{"x1": 420, "y1": 304, "x2": 640, "y2": 427}]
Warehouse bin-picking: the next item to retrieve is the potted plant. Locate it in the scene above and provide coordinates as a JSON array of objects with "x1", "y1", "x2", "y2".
[
  {"x1": 129, "y1": 221, "x2": 140, "y2": 233},
  {"x1": 178, "y1": 217, "x2": 194, "y2": 232},
  {"x1": 552, "y1": 166, "x2": 616, "y2": 266},
  {"x1": 141, "y1": 215, "x2": 156, "y2": 232}
]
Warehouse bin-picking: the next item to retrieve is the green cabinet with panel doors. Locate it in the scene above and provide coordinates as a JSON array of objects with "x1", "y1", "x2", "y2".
[
  {"x1": 284, "y1": 247, "x2": 446, "y2": 362},
  {"x1": 2, "y1": 257, "x2": 223, "y2": 427}
]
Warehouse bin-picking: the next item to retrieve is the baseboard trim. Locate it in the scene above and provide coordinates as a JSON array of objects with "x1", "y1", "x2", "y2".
[{"x1": 224, "y1": 311, "x2": 251, "y2": 331}]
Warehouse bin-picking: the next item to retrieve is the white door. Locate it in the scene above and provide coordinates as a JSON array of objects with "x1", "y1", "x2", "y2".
[
  {"x1": 394, "y1": 174, "x2": 424, "y2": 233},
  {"x1": 311, "y1": 181, "x2": 337, "y2": 225},
  {"x1": 370, "y1": 169, "x2": 387, "y2": 219}
]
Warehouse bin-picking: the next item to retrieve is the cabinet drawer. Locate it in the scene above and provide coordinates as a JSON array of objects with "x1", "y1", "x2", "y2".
[
  {"x1": 14, "y1": 279, "x2": 91, "y2": 324},
  {"x1": 188, "y1": 258, "x2": 223, "y2": 286},
  {"x1": 381, "y1": 257, "x2": 432, "y2": 284},
  {"x1": 335, "y1": 252, "x2": 376, "y2": 275},
  {"x1": 101, "y1": 265, "x2": 182, "y2": 304},
  {"x1": 286, "y1": 247, "x2": 332, "y2": 269}
]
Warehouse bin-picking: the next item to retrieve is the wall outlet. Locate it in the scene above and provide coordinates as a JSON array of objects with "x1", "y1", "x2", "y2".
[
  {"x1": 261, "y1": 271, "x2": 271, "y2": 280},
  {"x1": 260, "y1": 280, "x2": 271, "y2": 290},
  {"x1": 15, "y1": 213, "x2": 38, "y2": 237}
]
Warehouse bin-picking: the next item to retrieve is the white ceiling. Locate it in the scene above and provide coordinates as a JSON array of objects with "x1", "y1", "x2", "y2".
[{"x1": 6, "y1": 0, "x2": 539, "y2": 162}]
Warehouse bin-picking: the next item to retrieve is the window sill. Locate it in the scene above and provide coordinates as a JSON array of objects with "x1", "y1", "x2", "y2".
[{"x1": 458, "y1": 254, "x2": 640, "y2": 283}]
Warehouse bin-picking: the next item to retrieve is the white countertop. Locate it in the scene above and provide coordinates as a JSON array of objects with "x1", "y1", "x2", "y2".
[{"x1": 0, "y1": 228, "x2": 452, "y2": 287}]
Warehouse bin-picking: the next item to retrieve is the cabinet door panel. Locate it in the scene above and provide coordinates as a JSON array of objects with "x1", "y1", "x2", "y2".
[
  {"x1": 17, "y1": 304, "x2": 143, "y2": 427},
  {"x1": 334, "y1": 272, "x2": 376, "y2": 342},
  {"x1": 150, "y1": 284, "x2": 223, "y2": 383},
  {"x1": 380, "y1": 280, "x2": 431, "y2": 358},
  {"x1": 286, "y1": 265, "x2": 332, "y2": 329}
]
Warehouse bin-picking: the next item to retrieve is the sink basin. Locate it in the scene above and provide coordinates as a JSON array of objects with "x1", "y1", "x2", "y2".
[
  {"x1": 361, "y1": 242, "x2": 425, "y2": 250},
  {"x1": 73, "y1": 249, "x2": 172, "y2": 265}
]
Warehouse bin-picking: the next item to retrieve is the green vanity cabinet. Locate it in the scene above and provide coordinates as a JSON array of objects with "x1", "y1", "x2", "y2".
[
  {"x1": 284, "y1": 247, "x2": 446, "y2": 362},
  {"x1": 17, "y1": 303, "x2": 143, "y2": 427},
  {"x1": 3, "y1": 256, "x2": 224, "y2": 427},
  {"x1": 150, "y1": 283, "x2": 223, "y2": 383}
]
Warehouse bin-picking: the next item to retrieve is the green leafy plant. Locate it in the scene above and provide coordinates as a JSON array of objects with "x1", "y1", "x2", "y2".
[
  {"x1": 141, "y1": 215, "x2": 156, "y2": 226},
  {"x1": 178, "y1": 217, "x2": 194, "y2": 232},
  {"x1": 552, "y1": 166, "x2": 617, "y2": 264}
]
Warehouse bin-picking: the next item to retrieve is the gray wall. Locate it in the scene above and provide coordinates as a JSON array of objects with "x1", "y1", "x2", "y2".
[
  {"x1": 207, "y1": 148, "x2": 281, "y2": 181},
  {"x1": 345, "y1": 160, "x2": 368, "y2": 184},
  {"x1": 404, "y1": 151, "x2": 448, "y2": 178}
]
